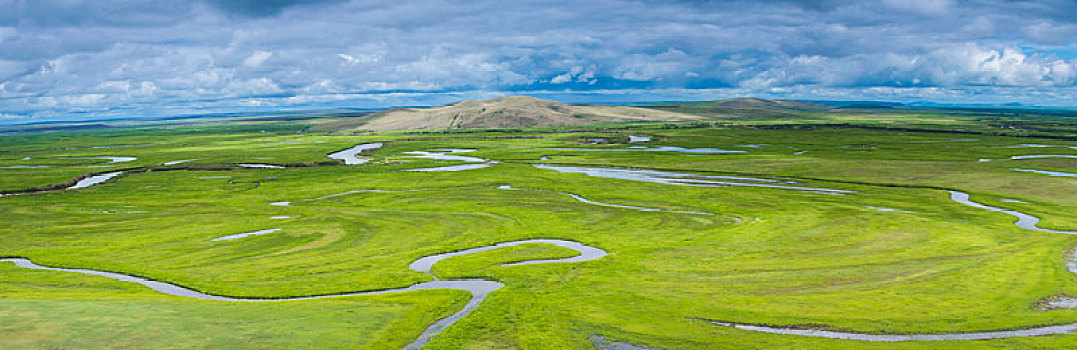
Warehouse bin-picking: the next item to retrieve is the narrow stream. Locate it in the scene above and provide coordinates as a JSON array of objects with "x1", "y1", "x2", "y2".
[
  {"x1": 3, "y1": 156, "x2": 138, "y2": 169},
  {"x1": 1010, "y1": 168, "x2": 1077, "y2": 178},
  {"x1": 408, "y1": 239, "x2": 607, "y2": 274},
  {"x1": 163, "y1": 159, "x2": 197, "y2": 166},
  {"x1": 532, "y1": 164, "x2": 853, "y2": 195},
  {"x1": 238, "y1": 164, "x2": 285, "y2": 169},
  {"x1": 57, "y1": 156, "x2": 138, "y2": 164},
  {"x1": 2, "y1": 239, "x2": 606, "y2": 349},
  {"x1": 589, "y1": 335, "x2": 657, "y2": 350},
  {"x1": 536, "y1": 146, "x2": 745, "y2": 154},
  {"x1": 708, "y1": 190, "x2": 1077, "y2": 341},
  {"x1": 980, "y1": 155, "x2": 1077, "y2": 162},
  {"x1": 405, "y1": 163, "x2": 497, "y2": 172},
  {"x1": 563, "y1": 193, "x2": 713, "y2": 215},
  {"x1": 401, "y1": 149, "x2": 498, "y2": 172},
  {"x1": 67, "y1": 172, "x2": 123, "y2": 190},
  {"x1": 1001, "y1": 144, "x2": 1077, "y2": 149},
  {"x1": 948, "y1": 191, "x2": 1077, "y2": 234},
  {"x1": 704, "y1": 319, "x2": 1077, "y2": 341},
  {"x1": 1042, "y1": 248, "x2": 1077, "y2": 310},
  {"x1": 864, "y1": 206, "x2": 915, "y2": 213},
  {"x1": 1009, "y1": 155, "x2": 1077, "y2": 160},
  {"x1": 211, "y1": 228, "x2": 284, "y2": 241},
  {"x1": 403, "y1": 150, "x2": 485, "y2": 163},
  {"x1": 327, "y1": 143, "x2": 383, "y2": 165},
  {"x1": 310, "y1": 189, "x2": 395, "y2": 200}
]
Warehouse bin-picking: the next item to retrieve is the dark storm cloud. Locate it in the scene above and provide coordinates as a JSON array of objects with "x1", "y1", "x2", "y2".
[{"x1": 1, "y1": 0, "x2": 1076, "y2": 122}]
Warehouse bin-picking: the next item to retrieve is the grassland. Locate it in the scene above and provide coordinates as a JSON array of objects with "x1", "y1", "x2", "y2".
[{"x1": 1, "y1": 107, "x2": 1076, "y2": 349}]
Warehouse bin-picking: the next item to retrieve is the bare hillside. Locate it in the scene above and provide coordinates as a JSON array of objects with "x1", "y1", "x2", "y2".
[{"x1": 312, "y1": 96, "x2": 705, "y2": 131}]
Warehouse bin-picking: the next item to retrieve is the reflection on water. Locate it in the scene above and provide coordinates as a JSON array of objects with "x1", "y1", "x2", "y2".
[
  {"x1": 327, "y1": 143, "x2": 383, "y2": 165},
  {"x1": 68, "y1": 172, "x2": 123, "y2": 190},
  {"x1": 532, "y1": 164, "x2": 853, "y2": 195}
]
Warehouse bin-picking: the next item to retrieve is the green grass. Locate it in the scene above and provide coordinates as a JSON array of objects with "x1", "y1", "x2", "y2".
[
  {"x1": 1, "y1": 111, "x2": 1076, "y2": 349},
  {"x1": 0, "y1": 263, "x2": 469, "y2": 349}
]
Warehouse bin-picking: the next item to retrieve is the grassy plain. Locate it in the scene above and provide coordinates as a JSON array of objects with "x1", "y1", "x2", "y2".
[{"x1": 1, "y1": 110, "x2": 1076, "y2": 349}]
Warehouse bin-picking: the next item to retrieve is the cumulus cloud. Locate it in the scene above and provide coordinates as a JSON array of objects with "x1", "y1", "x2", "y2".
[
  {"x1": 740, "y1": 45, "x2": 1077, "y2": 89},
  {"x1": 2, "y1": 0, "x2": 1077, "y2": 123},
  {"x1": 550, "y1": 65, "x2": 598, "y2": 85}
]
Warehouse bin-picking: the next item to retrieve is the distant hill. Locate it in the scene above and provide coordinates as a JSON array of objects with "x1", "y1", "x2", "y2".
[
  {"x1": 711, "y1": 97, "x2": 829, "y2": 110},
  {"x1": 644, "y1": 98, "x2": 832, "y2": 119},
  {"x1": 310, "y1": 96, "x2": 706, "y2": 131}
]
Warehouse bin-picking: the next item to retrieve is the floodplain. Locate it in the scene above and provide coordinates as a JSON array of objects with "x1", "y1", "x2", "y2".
[{"x1": 2, "y1": 109, "x2": 1076, "y2": 349}]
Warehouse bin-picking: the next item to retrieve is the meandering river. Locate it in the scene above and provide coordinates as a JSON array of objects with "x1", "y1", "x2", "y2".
[
  {"x1": 1011, "y1": 168, "x2": 1077, "y2": 178},
  {"x1": 536, "y1": 146, "x2": 746, "y2": 154},
  {"x1": 532, "y1": 164, "x2": 853, "y2": 195},
  {"x1": 707, "y1": 190, "x2": 1077, "y2": 341},
  {"x1": 327, "y1": 143, "x2": 383, "y2": 165},
  {"x1": 2, "y1": 239, "x2": 606, "y2": 349},
  {"x1": 402, "y1": 149, "x2": 499, "y2": 172}
]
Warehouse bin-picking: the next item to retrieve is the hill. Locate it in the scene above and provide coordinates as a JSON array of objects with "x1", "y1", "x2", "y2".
[
  {"x1": 645, "y1": 97, "x2": 832, "y2": 118},
  {"x1": 711, "y1": 97, "x2": 829, "y2": 110},
  {"x1": 310, "y1": 96, "x2": 706, "y2": 131}
]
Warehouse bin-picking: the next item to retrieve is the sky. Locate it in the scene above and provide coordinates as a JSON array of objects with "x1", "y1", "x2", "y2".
[{"x1": 2, "y1": 0, "x2": 1077, "y2": 123}]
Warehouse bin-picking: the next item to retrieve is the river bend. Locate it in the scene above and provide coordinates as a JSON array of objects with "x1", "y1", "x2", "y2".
[
  {"x1": 708, "y1": 190, "x2": 1077, "y2": 341},
  {"x1": 2, "y1": 238, "x2": 606, "y2": 349}
]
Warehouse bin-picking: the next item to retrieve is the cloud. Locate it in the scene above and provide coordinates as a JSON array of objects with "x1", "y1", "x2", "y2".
[
  {"x1": 550, "y1": 66, "x2": 597, "y2": 84},
  {"x1": 201, "y1": 0, "x2": 349, "y2": 18},
  {"x1": 0, "y1": 58, "x2": 27, "y2": 80},
  {"x1": 242, "y1": 51, "x2": 273, "y2": 68},
  {"x1": 0, "y1": 1, "x2": 195, "y2": 27},
  {"x1": 881, "y1": 0, "x2": 952, "y2": 16},
  {"x1": 0, "y1": 112, "x2": 26, "y2": 120},
  {"x1": 614, "y1": 49, "x2": 694, "y2": 82},
  {"x1": 2, "y1": 0, "x2": 1077, "y2": 123},
  {"x1": 738, "y1": 45, "x2": 1077, "y2": 89}
]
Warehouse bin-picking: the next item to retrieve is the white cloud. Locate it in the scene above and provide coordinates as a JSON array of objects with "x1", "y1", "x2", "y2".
[
  {"x1": 550, "y1": 72, "x2": 572, "y2": 84},
  {"x1": 614, "y1": 48, "x2": 692, "y2": 81},
  {"x1": 550, "y1": 65, "x2": 597, "y2": 84},
  {"x1": 740, "y1": 44, "x2": 1077, "y2": 89},
  {"x1": 1021, "y1": 21, "x2": 1077, "y2": 46},
  {"x1": 337, "y1": 52, "x2": 381, "y2": 66},
  {"x1": 1, "y1": 0, "x2": 1077, "y2": 122},
  {"x1": 0, "y1": 112, "x2": 25, "y2": 120},
  {"x1": 61, "y1": 93, "x2": 106, "y2": 106},
  {"x1": 242, "y1": 50, "x2": 272, "y2": 67}
]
